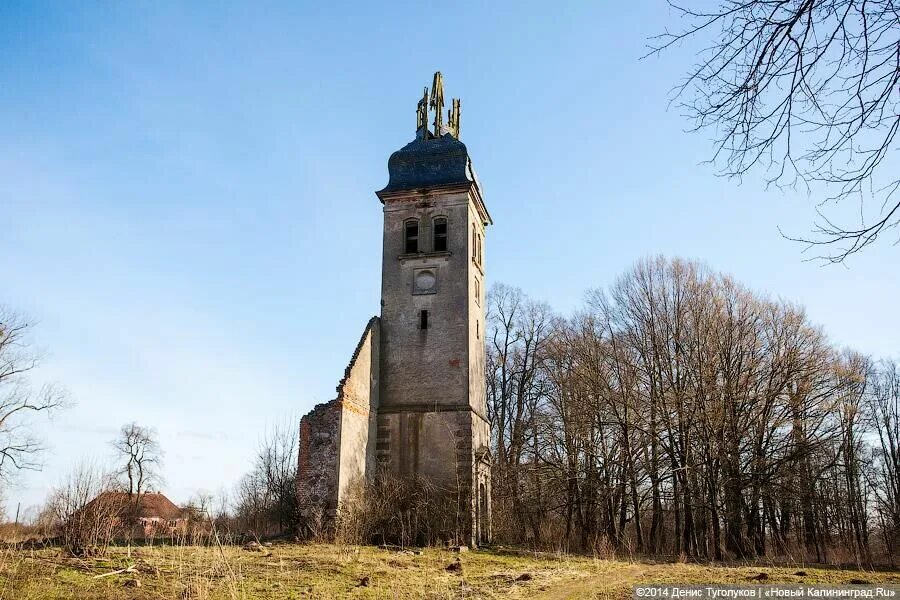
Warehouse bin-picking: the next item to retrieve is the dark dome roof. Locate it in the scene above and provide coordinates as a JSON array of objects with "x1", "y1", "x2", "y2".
[{"x1": 379, "y1": 133, "x2": 478, "y2": 194}]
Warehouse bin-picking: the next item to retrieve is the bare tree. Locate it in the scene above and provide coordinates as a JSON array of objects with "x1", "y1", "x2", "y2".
[
  {"x1": 486, "y1": 284, "x2": 555, "y2": 544},
  {"x1": 0, "y1": 307, "x2": 65, "y2": 481},
  {"x1": 185, "y1": 491, "x2": 215, "y2": 516},
  {"x1": 650, "y1": 1, "x2": 900, "y2": 261},
  {"x1": 256, "y1": 422, "x2": 299, "y2": 535},
  {"x1": 869, "y1": 359, "x2": 900, "y2": 563},
  {"x1": 235, "y1": 420, "x2": 299, "y2": 537},
  {"x1": 111, "y1": 422, "x2": 163, "y2": 497},
  {"x1": 46, "y1": 462, "x2": 122, "y2": 556},
  {"x1": 485, "y1": 258, "x2": 897, "y2": 562}
]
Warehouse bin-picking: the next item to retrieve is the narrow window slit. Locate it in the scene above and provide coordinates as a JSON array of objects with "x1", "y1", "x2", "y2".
[
  {"x1": 405, "y1": 220, "x2": 419, "y2": 253},
  {"x1": 420, "y1": 310, "x2": 429, "y2": 330},
  {"x1": 433, "y1": 217, "x2": 448, "y2": 252}
]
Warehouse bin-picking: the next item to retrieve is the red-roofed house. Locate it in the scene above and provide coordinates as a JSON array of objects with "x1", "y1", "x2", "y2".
[{"x1": 85, "y1": 491, "x2": 187, "y2": 536}]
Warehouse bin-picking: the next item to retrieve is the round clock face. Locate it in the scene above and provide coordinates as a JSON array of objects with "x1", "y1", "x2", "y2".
[{"x1": 415, "y1": 270, "x2": 436, "y2": 292}]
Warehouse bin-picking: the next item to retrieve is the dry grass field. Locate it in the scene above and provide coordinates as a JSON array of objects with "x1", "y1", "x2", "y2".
[{"x1": 0, "y1": 543, "x2": 897, "y2": 599}]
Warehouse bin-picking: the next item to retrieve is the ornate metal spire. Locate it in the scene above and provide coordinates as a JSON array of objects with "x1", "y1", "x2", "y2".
[
  {"x1": 448, "y1": 98, "x2": 461, "y2": 138},
  {"x1": 416, "y1": 87, "x2": 429, "y2": 133},
  {"x1": 429, "y1": 71, "x2": 444, "y2": 137}
]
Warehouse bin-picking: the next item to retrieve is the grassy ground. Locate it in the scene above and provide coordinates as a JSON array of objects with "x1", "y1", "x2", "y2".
[{"x1": 0, "y1": 543, "x2": 896, "y2": 599}]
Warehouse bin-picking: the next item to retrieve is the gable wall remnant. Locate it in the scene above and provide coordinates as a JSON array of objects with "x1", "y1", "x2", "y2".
[
  {"x1": 296, "y1": 317, "x2": 380, "y2": 531},
  {"x1": 336, "y1": 316, "x2": 380, "y2": 504}
]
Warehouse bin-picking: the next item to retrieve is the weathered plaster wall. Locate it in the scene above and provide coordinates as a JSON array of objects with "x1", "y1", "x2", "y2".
[
  {"x1": 379, "y1": 192, "x2": 472, "y2": 412},
  {"x1": 375, "y1": 410, "x2": 469, "y2": 489},
  {"x1": 466, "y1": 195, "x2": 493, "y2": 544},
  {"x1": 467, "y1": 199, "x2": 489, "y2": 422},
  {"x1": 336, "y1": 318, "x2": 380, "y2": 504},
  {"x1": 471, "y1": 413, "x2": 492, "y2": 544}
]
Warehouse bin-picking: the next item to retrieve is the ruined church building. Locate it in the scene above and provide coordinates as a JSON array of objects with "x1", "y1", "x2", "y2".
[{"x1": 297, "y1": 73, "x2": 492, "y2": 546}]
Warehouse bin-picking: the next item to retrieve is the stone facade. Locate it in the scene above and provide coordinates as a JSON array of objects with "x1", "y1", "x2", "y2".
[{"x1": 297, "y1": 75, "x2": 491, "y2": 546}]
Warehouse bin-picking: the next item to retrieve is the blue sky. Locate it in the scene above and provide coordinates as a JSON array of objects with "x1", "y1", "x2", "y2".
[{"x1": 1, "y1": 1, "x2": 897, "y2": 514}]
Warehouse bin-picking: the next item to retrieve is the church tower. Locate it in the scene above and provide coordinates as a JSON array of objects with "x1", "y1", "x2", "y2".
[
  {"x1": 296, "y1": 72, "x2": 490, "y2": 547},
  {"x1": 375, "y1": 72, "x2": 492, "y2": 546}
]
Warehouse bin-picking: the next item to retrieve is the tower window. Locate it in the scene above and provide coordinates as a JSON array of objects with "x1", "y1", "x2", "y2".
[
  {"x1": 404, "y1": 219, "x2": 419, "y2": 253},
  {"x1": 472, "y1": 224, "x2": 477, "y2": 260},
  {"x1": 475, "y1": 277, "x2": 480, "y2": 305},
  {"x1": 433, "y1": 217, "x2": 448, "y2": 252},
  {"x1": 420, "y1": 310, "x2": 429, "y2": 330}
]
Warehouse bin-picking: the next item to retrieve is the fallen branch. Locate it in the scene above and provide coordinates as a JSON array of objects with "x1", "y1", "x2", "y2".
[{"x1": 92, "y1": 566, "x2": 136, "y2": 579}]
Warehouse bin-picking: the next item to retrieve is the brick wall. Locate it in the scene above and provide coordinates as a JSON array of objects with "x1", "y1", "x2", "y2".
[{"x1": 297, "y1": 400, "x2": 341, "y2": 529}]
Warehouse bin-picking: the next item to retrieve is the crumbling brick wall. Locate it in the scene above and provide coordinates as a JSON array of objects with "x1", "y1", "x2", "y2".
[{"x1": 296, "y1": 401, "x2": 341, "y2": 535}]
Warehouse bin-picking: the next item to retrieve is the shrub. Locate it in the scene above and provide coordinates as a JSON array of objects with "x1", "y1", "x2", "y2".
[
  {"x1": 335, "y1": 472, "x2": 462, "y2": 547},
  {"x1": 46, "y1": 463, "x2": 123, "y2": 556}
]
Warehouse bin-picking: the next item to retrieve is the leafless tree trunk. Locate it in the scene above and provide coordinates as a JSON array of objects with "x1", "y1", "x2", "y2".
[
  {"x1": 111, "y1": 422, "x2": 163, "y2": 497},
  {"x1": 868, "y1": 359, "x2": 900, "y2": 564}
]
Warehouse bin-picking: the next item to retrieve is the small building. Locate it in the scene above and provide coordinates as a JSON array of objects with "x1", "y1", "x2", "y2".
[{"x1": 86, "y1": 491, "x2": 186, "y2": 536}]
